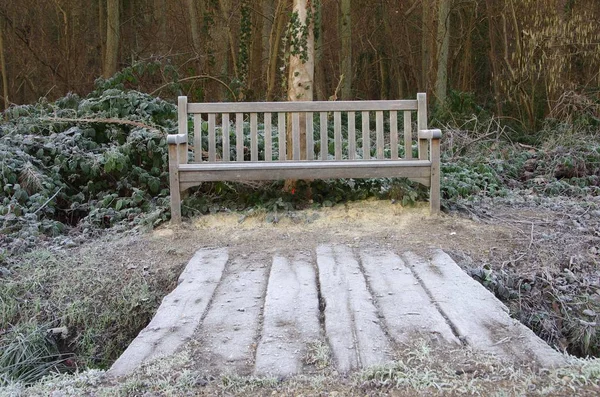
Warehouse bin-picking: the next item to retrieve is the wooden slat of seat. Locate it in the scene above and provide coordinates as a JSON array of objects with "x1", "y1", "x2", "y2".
[{"x1": 178, "y1": 160, "x2": 432, "y2": 187}]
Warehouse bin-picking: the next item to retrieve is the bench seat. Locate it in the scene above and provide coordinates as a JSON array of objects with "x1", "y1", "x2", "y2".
[{"x1": 177, "y1": 160, "x2": 432, "y2": 190}]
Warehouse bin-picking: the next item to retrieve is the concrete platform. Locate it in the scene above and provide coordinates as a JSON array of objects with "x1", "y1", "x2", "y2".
[{"x1": 109, "y1": 245, "x2": 566, "y2": 378}]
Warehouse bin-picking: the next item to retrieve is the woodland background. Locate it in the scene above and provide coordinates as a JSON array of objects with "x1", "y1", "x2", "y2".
[{"x1": 1, "y1": 0, "x2": 599, "y2": 129}]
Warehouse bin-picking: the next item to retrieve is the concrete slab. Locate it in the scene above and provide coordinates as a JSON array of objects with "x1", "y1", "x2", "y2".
[
  {"x1": 109, "y1": 248, "x2": 228, "y2": 377},
  {"x1": 407, "y1": 249, "x2": 567, "y2": 368},
  {"x1": 254, "y1": 253, "x2": 321, "y2": 377},
  {"x1": 193, "y1": 251, "x2": 270, "y2": 375},
  {"x1": 359, "y1": 249, "x2": 459, "y2": 345},
  {"x1": 316, "y1": 244, "x2": 393, "y2": 373}
]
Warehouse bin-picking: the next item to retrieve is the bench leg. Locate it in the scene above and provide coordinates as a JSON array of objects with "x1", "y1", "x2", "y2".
[
  {"x1": 429, "y1": 137, "x2": 441, "y2": 215},
  {"x1": 168, "y1": 143, "x2": 182, "y2": 224}
]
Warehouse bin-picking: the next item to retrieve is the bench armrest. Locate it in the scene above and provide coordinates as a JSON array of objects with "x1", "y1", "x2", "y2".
[
  {"x1": 167, "y1": 133, "x2": 188, "y2": 145},
  {"x1": 418, "y1": 129, "x2": 442, "y2": 140}
]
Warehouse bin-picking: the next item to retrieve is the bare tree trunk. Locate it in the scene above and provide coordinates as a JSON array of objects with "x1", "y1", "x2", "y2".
[
  {"x1": 261, "y1": 0, "x2": 275, "y2": 98},
  {"x1": 266, "y1": 0, "x2": 286, "y2": 101},
  {"x1": 314, "y1": 0, "x2": 326, "y2": 100},
  {"x1": 485, "y1": 0, "x2": 502, "y2": 116},
  {"x1": 103, "y1": 0, "x2": 120, "y2": 78},
  {"x1": 218, "y1": 0, "x2": 238, "y2": 79},
  {"x1": 0, "y1": 17, "x2": 8, "y2": 110},
  {"x1": 154, "y1": 0, "x2": 167, "y2": 49},
  {"x1": 186, "y1": 0, "x2": 201, "y2": 56},
  {"x1": 99, "y1": 0, "x2": 106, "y2": 67},
  {"x1": 340, "y1": 0, "x2": 352, "y2": 99},
  {"x1": 247, "y1": 2, "x2": 264, "y2": 99},
  {"x1": 421, "y1": 0, "x2": 432, "y2": 91},
  {"x1": 435, "y1": 0, "x2": 450, "y2": 106}
]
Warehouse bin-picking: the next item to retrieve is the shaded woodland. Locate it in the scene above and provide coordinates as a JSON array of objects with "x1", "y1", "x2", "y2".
[{"x1": 0, "y1": 0, "x2": 599, "y2": 129}]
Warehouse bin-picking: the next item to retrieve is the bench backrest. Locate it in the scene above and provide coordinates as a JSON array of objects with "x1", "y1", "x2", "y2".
[{"x1": 178, "y1": 93, "x2": 429, "y2": 163}]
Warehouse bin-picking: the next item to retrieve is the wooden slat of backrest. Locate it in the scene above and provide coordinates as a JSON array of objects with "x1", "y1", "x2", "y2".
[
  {"x1": 320, "y1": 112, "x2": 327, "y2": 160},
  {"x1": 306, "y1": 113, "x2": 314, "y2": 160},
  {"x1": 334, "y1": 111, "x2": 342, "y2": 160},
  {"x1": 193, "y1": 114, "x2": 202, "y2": 162},
  {"x1": 292, "y1": 112, "x2": 300, "y2": 160},
  {"x1": 376, "y1": 111, "x2": 384, "y2": 159},
  {"x1": 208, "y1": 113, "x2": 216, "y2": 162},
  {"x1": 417, "y1": 93, "x2": 428, "y2": 160},
  {"x1": 264, "y1": 112, "x2": 272, "y2": 161},
  {"x1": 250, "y1": 112, "x2": 258, "y2": 161},
  {"x1": 222, "y1": 113, "x2": 230, "y2": 161},
  {"x1": 362, "y1": 111, "x2": 370, "y2": 159},
  {"x1": 390, "y1": 111, "x2": 398, "y2": 160},
  {"x1": 404, "y1": 110, "x2": 412, "y2": 159},
  {"x1": 347, "y1": 111, "x2": 356, "y2": 160},
  {"x1": 278, "y1": 112, "x2": 286, "y2": 161},
  {"x1": 236, "y1": 113, "x2": 244, "y2": 161}
]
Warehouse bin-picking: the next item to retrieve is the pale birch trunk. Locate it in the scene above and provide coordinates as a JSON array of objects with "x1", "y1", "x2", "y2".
[{"x1": 286, "y1": 0, "x2": 314, "y2": 162}]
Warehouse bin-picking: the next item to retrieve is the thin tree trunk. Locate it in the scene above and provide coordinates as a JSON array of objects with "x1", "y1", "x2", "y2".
[
  {"x1": 261, "y1": 0, "x2": 275, "y2": 98},
  {"x1": 154, "y1": 0, "x2": 167, "y2": 48},
  {"x1": 435, "y1": 0, "x2": 450, "y2": 106},
  {"x1": 485, "y1": 0, "x2": 502, "y2": 116},
  {"x1": 314, "y1": 0, "x2": 326, "y2": 100},
  {"x1": 103, "y1": 0, "x2": 120, "y2": 78},
  {"x1": 0, "y1": 18, "x2": 8, "y2": 110},
  {"x1": 266, "y1": 0, "x2": 286, "y2": 101},
  {"x1": 340, "y1": 0, "x2": 352, "y2": 99},
  {"x1": 99, "y1": 0, "x2": 106, "y2": 75},
  {"x1": 421, "y1": 0, "x2": 431, "y2": 91},
  {"x1": 247, "y1": 3, "x2": 264, "y2": 99},
  {"x1": 187, "y1": 0, "x2": 201, "y2": 56},
  {"x1": 218, "y1": 0, "x2": 238, "y2": 79}
]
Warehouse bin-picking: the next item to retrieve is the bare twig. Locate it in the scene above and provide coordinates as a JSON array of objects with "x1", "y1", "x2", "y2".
[
  {"x1": 150, "y1": 75, "x2": 237, "y2": 100},
  {"x1": 33, "y1": 187, "x2": 62, "y2": 215}
]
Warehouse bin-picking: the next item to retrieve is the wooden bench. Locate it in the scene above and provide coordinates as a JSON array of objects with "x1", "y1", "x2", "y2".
[{"x1": 167, "y1": 93, "x2": 441, "y2": 223}]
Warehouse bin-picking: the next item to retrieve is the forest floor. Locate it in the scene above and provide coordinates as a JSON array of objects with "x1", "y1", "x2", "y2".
[{"x1": 2, "y1": 195, "x2": 600, "y2": 396}]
